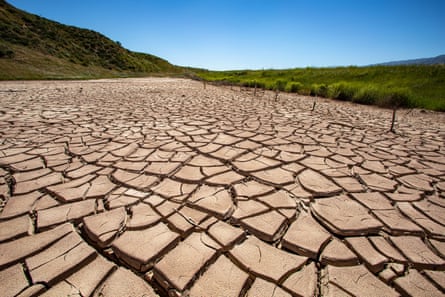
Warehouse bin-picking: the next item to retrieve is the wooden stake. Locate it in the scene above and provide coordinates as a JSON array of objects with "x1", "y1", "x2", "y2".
[{"x1": 390, "y1": 108, "x2": 397, "y2": 132}]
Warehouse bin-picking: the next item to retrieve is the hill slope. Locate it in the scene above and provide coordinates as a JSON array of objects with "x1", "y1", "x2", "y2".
[
  {"x1": 377, "y1": 54, "x2": 445, "y2": 66},
  {"x1": 0, "y1": 0, "x2": 181, "y2": 79}
]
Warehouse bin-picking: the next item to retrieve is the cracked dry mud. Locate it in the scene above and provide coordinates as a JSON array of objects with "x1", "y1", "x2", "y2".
[{"x1": 0, "y1": 77, "x2": 444, "y2": 297}]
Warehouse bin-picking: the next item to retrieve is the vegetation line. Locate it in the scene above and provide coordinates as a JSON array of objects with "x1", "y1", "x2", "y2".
[{"x1": 195, "y1": 65, "x2": 445, "y2": 111}]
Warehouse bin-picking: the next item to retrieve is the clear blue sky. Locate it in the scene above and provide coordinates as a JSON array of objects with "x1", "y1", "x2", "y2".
[{"x1": 7, "y1": 0, "x2": 445, "y2": 70}]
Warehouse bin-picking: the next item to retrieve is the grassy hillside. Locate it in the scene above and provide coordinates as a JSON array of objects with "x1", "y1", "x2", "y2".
[
  {"x1": 196, "y1": 65, "x2": 445, "y2": 111},
  {"x1": 0, "y1": 0, "x2": 181, "y2": 79}
]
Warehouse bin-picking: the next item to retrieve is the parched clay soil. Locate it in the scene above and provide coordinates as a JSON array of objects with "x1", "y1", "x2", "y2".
[{"x1": 0, "y1": 77, "x2": 444, "y2": 296}]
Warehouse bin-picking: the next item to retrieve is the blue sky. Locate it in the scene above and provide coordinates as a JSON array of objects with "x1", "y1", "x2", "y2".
[{"x1": 7, "y1": 0, "x2": 445, "y2": 70}]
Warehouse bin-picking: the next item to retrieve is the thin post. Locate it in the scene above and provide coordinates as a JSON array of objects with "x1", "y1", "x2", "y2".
[
  {"x1": 311, "y1": 97, "x2": 317, "y2": 111},
  {"x1": 254, "y1": 81, "x2": 257, "y2": 96},
  {"x1": 390, "y1": 108, "x2": 397, "y2": 132}
]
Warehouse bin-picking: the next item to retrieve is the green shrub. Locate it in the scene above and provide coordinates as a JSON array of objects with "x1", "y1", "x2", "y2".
[
  {"x1": 256, "y1": 81, "x2": 266, "y2": 89},
  {"x1": 241, "y1": 80, "x2": 265, "y2": 89},
  {"x1": 327, "y1": 82, "x2": 357, "y2": 101},
  {"x1": 352, "y1": 85, "x2": 380, "y2": 105},
  {"x1": 299, "y1": 87, "x2": 312, "y2": 96},
  {"x1": 275, "y1": 80, "x2": 287, "y2": 91},
  {"x1": 264, "y1": 81, "x2": 275, "y2": 90},
  {"x1": 352, "y1": 86, "x2": 412, "y2": 108},
  {"x1": 377, "y1": 87, "x2": 412, "y2": 108},
  {"x1": 228, "y1": 78, "x2": 240, "y2": 85},
  {"x1": 310, "y1": 83, "x2": 328, "y2": 97},
  {"x1": 309, "y1": 84, "x2": 318, "y2": 96},
  {"x1": 286, "y1": 82, "x2": 303, "y2": 93},
  {"x1": 241, "y1": 81, "x2": 252, "y2": 88}
]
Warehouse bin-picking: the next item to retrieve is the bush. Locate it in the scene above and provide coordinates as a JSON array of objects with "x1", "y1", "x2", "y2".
[
  {"x1": 241, "y1": 81, "x2": 253, "y2": 88},
  {"x1": 377, "y1": 88, "x2": 412, "y2": 108},
  {"x1": 327, "y1": 82, "x2": 357, "y2": 101},
  {"x1": 275, "y1": 80, "x2": 287, "y2": 91},
  {"x1": 242, "y1": 80, "x2": 265, "y2": 89},
  {"x1": 286, "y1": 82, "x2": 303, "y2": 93},
  {"x1": 228, "y1": 78, "x2": 240, "y2": 85},
  {"x1": 352, "y1": 85, "x2": 380, "y2": 105},
  {"x1": 310, "y1": 83, "x2": 328, "y2": 97},
  {"x1": 299, "y1": 87, "x2": 312, "y2": 96},
  {"x1": 309, "y1": 84, "x2": 318, "y2": 96},
  {"x1": 351, "y1": 85, "x2": 412, "y2": 108}
]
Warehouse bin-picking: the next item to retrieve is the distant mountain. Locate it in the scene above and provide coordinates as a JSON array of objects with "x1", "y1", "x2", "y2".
[
  {"x1": 376, "y1": 55, "x2": 445, "y2": 66},
  {"x1": 0, "y1": 0, "x2": 183, "y2": 79}
]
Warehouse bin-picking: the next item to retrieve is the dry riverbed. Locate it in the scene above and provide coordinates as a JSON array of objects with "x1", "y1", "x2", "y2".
[{"x1": 0, "y1": 78, "x2": 444, "y2": 296}]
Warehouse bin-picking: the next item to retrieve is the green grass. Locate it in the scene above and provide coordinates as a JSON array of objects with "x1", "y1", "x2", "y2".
[
  {"x1": 196, "y1": 65, "x2": 445, "y2": 111},
  {"x1": 0, "y1": 0, "x2": 183, "y2": 79}
]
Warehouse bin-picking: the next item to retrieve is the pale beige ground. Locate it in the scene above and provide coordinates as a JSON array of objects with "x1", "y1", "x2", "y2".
[{"x1": 0, "y1": 78, "x2": 444, "y2": 297}]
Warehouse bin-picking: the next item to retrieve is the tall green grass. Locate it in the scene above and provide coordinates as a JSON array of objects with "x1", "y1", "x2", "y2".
[{"x1": 196, "y1": 65, "x2": 445, "y2": 111}]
